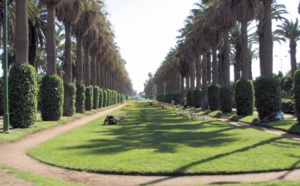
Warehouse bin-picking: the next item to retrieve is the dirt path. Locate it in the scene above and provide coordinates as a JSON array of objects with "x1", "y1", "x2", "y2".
[{"x1": 0, "y1": 105, "x2": 300, "y2": 185}]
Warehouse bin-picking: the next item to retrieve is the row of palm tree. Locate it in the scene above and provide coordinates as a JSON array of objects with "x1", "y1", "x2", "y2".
[
  {"x1": 147, "y1": 0, "x2": 300, "y2": 108},
  {"x1": 2, "y1": 0, "x2": 133, "y2": 125}
]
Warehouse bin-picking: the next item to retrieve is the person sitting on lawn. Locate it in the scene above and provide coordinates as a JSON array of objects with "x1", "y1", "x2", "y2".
[{"x1": 103, "y1": 115, "x2": 119, "y2": 125}]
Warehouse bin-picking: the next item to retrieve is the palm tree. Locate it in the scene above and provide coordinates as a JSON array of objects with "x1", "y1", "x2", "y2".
[
  {"x1": 275, "y1": 18, "x2": 300, "y2": 76},
  {"x1": 56, "y1": 0, "x2": 83, "y2": 83},
  {"x1": 15, "y1": 0, "x2": 29, "y2": 63},
  {"x1": 41, "y1": 0, "x2": 62, "y2": 74}
]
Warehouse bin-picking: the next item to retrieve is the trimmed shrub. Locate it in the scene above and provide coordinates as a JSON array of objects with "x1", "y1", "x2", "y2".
[
  {"x1": 282, "y1": 99, "x2": 294, "y2": 114},
  {"x1": 293, "y1": 69, "x2": 300, "y2": 122},
  {"x1": 208, "y1": 84, "x2": 220, "y2": 111},
  {"x1": 235, "y1": 79, "x2": 254, "y2": 116},
  {"x1": 63, "y1": 83, "x2": 76, "y2": 116},
  {"x1": 255, "y1": 76, "x2": 281, "y2": 119},
  {"x1": 85, "y1": 86, "x2": 93, "y2": 111},
  {"x1": 98, "y1": 88, "x2": 104, "y2": 108},
  {"x1": 40, "y1": 74, "x2": 64, "y2": 121},
  {"x1": 220, "y1": 86, "x2": 233, "y2": 113},
  {"x1": 93, "y1": 86, "x2": 99, "y2": 109},
  {"x1": 76, "y1": 84, "x2": 85, "y2": 113},
  {"x1": 103, "y1": 89, "x2": 108, "y2": 107},
  {"x1": 193, "y1": 89, "x2": 202, "y2": 108},
  {"x1": 187, "y1": 89, "x2": 194, "y2": 107},
  {"x1": 9, "y1": 64, "x2": 38, "y2": 128}
]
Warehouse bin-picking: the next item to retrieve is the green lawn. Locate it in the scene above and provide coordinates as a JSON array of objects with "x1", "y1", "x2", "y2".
[
  {"x1": 0, "y1": 164, "x2": 86, "y2": 186},
  {"x1": 28, "y1": 101, "x2": 300, "y2": 175}
]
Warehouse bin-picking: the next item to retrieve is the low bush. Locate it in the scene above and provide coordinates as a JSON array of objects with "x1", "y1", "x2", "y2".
[
  {"x1": 63, "y1": 83, "x2": 76, "y2": 116},
  {"x1": 9, "y1": 64, "x2": 38, "y2": 128},
  {"x1": 85, "y1": 86, "x2": 93, "y2": 111},
  {"x1": 220, "y1": 86, "x2": 233, "y2": 113},
  {"x1": 187, "y1": 89, "x2": 194, "y2": 107},
  {"x1": 40, "y1": 75, "x2": 64, "y2": 121},
  {"x1": 93, "y1": 86, "x2": 99, "y2": 110},
  {"x1": 281, "y1": 99, "x2": 294, "y2": 114},
  {"x1": 76, "y1": 84, "x2": 85, "y2": 113},
  {"x1": 208, "y1": 84, "x2": 220, "y2": 111},
  {"x1": 293, "y1": 69, "x2": 300, "y2": 122},
  {"x1": 235, "y1": 79, "x2": 254, "y2": 116},
  {"x1": 193, "y1": 89, "x2": 202, "y2": 108},
  {"x1": 255, "y1": 76, "x2": 281, "y2": 119}
]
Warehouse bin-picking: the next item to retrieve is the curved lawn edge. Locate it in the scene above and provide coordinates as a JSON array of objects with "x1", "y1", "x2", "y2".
[{"x1": 27, "y1": 101, "x2": 300, "y2": 177}]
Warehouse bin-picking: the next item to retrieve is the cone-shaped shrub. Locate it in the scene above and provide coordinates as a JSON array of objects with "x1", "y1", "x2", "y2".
[
  {"x1": 98, "y1": 88, "x2": 104, "y2": 108},
  {"x1": 293, "y1": 69, "x2": 300, "y2": 122},
  {"x1": 103, "y1": 89, "x2": 108, "y2": 107},
  {"x1": 76, "y1": 84, "x2": 85, "y2": 113},
  {"x1": 63, "y1": 83, "x2": 76, "y2": 116},
  {"x1": 85, "y1": 86, "x2": 93, "y2": 111},
  {"x1": 220, "y1": 86, "x2": 233, "y2": 113},
  {"x1": 9, "y1": 64, "x2": 38, "y2": 128},
  {"x1": 235, "y1": 78, "x2": 254, "y2": 116},
  {"x1": 193, "y1": 89, "x2": 202, "y2": 108},
  {"x1": 40, "y1": 74, "x2": 64, "y2": 121},
  {"x1": 187, "y1": 89, "x2": 194, "y2": 107},
  {"x1": 208, "y1": 84, "x2": 220, "y2": 111},
  {"x1": 93, "y1": 86, "x2": 99, "y2": 109},
  {"x1": 255, "y1": 76, "x2": 281, "y2": 119}
]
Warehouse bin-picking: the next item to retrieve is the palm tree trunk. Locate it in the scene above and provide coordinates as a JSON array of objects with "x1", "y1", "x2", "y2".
[
  {"x1": 76, "y1": 35, "x2": 83, "y2": 85},
  {"x1": 84, "y1": 46, "x2": 90, "y2": 85},
  {"x1": 46, "y1": 4, "x2": 57, "y2": 74},
  {"x1": 234, "y1": 43, "x2": 242, "y2": 81},
  {"x1": 212, "y1": 44, "x2": 218, "y2": 85},
  {"x1": 241, "y1": 20, "x2": 249, "y2": 79},
  {"x1": 196, "y1": 56, "x2": 201, "y2": 89},
  {"x1": 290, "y1": 41, "x2": 297, "y2": 76},
  {"x1": 207, "y1": 52, "x2": 211, "y2": 84},
  {"x1": 91, "y1": 52, "x2": 96, "y2": 86},
  {"x1": 64, "y1": 23, "x2": 72, "y2": 83},
  {"x1": 15, "y1": 0, "x2": 29, "y2": 63},
  {"x1": 260, "y1": 0, "x2": 273, "y2": 77},
  {"x1": 190, "y1": 63, "x2": 195, "y2": 89},
  {"x1": 223, "y1": 32, "x2": 230, "y2": 87},
  {"x1": 202, "y1": 53, "x2": 209, "y2": 109}
]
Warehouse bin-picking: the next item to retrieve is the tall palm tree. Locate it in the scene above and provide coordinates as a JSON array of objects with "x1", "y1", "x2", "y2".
[
  {"x1": 275, "y1": 18, "x2": 300, "y2": 76},
  {"x1": 15, "y1": 0, "x2": 29, "y2": 63},
  {"x1": 41, "y1": 0, "x2": 62, "y2": 74},
  {"x1": 56, "y1": 0, "x2": 83, "y2": 83}
]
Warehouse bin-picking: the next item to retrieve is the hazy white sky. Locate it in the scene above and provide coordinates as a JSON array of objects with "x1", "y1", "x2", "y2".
[{"x1": 104, "y1": 0, "x2": 299, "y2": 93}]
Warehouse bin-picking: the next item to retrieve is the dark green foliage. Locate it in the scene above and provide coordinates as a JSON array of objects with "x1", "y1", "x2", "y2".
[
  {"x1": 281, "y1": 99, "x2": 294, "y2": 114},
  {"x1": 235, "y1": 79, "x2": 254, "y2": 116},
  {"x1": 122, "y1": 94, "x2": 126, "y2": 102},
  {"x1": 293, "y1": 69, "x2": 300, "y2": 122},
  {"x1": 85, "y1": 86, "x2": 93, "y2": 111},
  {"x1": 255, "y1": 76, "x2": 281, "y2": 119},
  {"x1": 63, "y1": 83, "x2": 76, "y2": 116},
  {"x1": 93, "y1": 86, "x2": 99, "y2": 110},
  {"x1": 9, "y1": 64, "x2": 38, "y2": 128},
  {"x1": 98, "y1": 88, "x2": 104, "y2": 108},
  {"x1": 193, "y1": 89, "x2": 202, "y2": 108},
  {"x1": 208, "y1": 84, "x2": 220, "y2": 111},
  {"x1": 220, "y1": 86, "x2": 233, "y2": 113},
  {"x1": 156, "y1": 94, "x2": 165, "y2": 102},
  {"x1": 103, "y1": 89, "x2": 108, "y2": 107},
  {"x1": 0, "y1": 78, "x2": 3, "y2": 115},
  {"x1": 76, "y1": 84, "x2": 86, "y2": 113},
  {"x1": 40, "y1": 75, "x2": 64, "y2": 121},
  {"x1": 282, "y1": 74, "x2": 293, "y2": 92},
  {"x1": 187, "y1": 89, "x2": 194, "y2": 107}
]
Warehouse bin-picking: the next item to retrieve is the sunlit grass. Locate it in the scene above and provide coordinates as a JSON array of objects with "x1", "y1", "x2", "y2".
[{"x1": 28, "y1": 102, "x2": 300, "y2": 175}]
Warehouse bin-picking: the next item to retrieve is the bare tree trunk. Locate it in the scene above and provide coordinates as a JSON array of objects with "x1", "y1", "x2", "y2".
[
  {"x1": 64, "y1": 23, "x2": 72, "y2": 83},
  {"x1": 223, "y1": 32, "x2": 230, "y2": 87},
  {"x1": 202, "y1": 53, "x2": 209, "y2": 109},
  {"x1": 15, "y1": 0, "x2": 29, "y2": 63},
  {"x1": 91, "y1": 51, "x2": 96, "y2": 86},
  {"x1": 260, "y1": 0, "x2": 273, "y2": 77},
  {"x1": 75, "y1": 36, "x2": 83, "y2": 85},
  {"x1": 46, "y1": 4, "x2": 57, "y2": 74},
  {"x1": 84, "y1": 45, "x2": 90, "y2": 85},
  {"x1": 196, "y1": 56, "x2": 202, "y2": 89},
  {"x1": 241, "y1": 20, "x2": 249, "y2": 79},
  {"x1": 207, "y1": 52, "x2": 211, "y2": 84},
  {"x1": 212, "y1": 44, "x2": 218, "y2": 85}
]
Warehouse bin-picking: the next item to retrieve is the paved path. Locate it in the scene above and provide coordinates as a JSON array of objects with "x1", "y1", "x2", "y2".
[{"x1": 0, "y1": 106, "x2": 300, "y2": 185}]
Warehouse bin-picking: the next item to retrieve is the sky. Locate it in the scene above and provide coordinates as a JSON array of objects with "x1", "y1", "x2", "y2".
[{"x1": 104, "y1": 0, "x2": 299, "y2": 93}]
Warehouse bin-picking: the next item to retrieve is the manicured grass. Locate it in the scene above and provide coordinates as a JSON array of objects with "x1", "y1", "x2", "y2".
[
  {"x1": 28, "y1": 101, "x2": 300, "y2": 175},
  {"x1": 211, "y1": 180, "x2": 300, "y2": 186},
  {"x1": 0, "y1": 164, "x2": 87, "y2": 186},
  {"x1": 186, "y1": 107, "x2": 300, "y2": 135},
  {"x1": 0, "y1": 106, "x2": 118, "y2": 142}
]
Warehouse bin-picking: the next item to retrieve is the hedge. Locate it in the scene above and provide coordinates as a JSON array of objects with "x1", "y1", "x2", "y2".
[
  {"x1": 63, "y1": 83, "x2": 76, "y2": 116},
  {"x1": 85, "y1": 86, "x2": 93, "y2": 111},
  {"x1": 235, "y1": 79, "x2": 254, "y2": 116},
  {"x1": 93, "y1": 86, "x2": 99, "y2": 110},
  {"x1": 220, "y1": 86, "x2": 233, "y2": 113},
  {"x1": 254, "y1": 76, "x2": 281, "y2": 119},
  {"x1": 98, "y1": 88, "x2": 104, "y2": 108},
  {"x1": 281, "y1": 99, "x2": 294, "y2": 114},
  {"x1": 193, "y1": 89, "x2": 202, "y2": 108},
  {"x1": 293, "y1": 69, "x2": 300, "y2": 122},
  {"x1": 76, "y1": 84, "x2": 86, "y2": 113},
  {"x1": 40, "y1": 74, "x2": 64, "y2": 121},
  {"x1": 187, "y1": 89, "x2": 194, "y2": 107},
  {"x1": 208, "y1": 84, "x2": 220, "y2": 111},
  {"x1": 9, "y1": 63, "x2": 38, "y2": 128}
]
